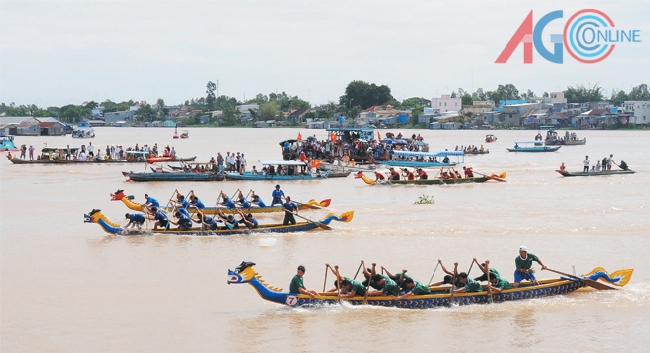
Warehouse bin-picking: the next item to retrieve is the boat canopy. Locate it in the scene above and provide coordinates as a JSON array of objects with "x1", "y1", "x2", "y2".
[
  {"x1": 259, "y1": 160, "x2": 306, "y2": 166},
  {"x1": 392, "y1": 150, "x2": 464, "y2": 158}
]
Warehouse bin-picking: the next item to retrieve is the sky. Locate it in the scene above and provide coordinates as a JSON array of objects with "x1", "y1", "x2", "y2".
[{"x1": 1, "y1": 0, "x2": 649, "y2": 108}]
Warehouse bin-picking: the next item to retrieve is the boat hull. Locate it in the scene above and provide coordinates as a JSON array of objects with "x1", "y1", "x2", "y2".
[
  {"x1": 375, "y1": 160, "x2": 457, "y2": 167},
  {"x1": 506, "y1": 146, "x2": 561, "y2": 152},
  {"x1": 562, "y1": 139, "x2": 586, "y2": 145},
  {"x1": 378, "y1": 177, "x2": 488, "y2": 185},
  {"x1": 225, "y1": 172, "x2": 328, "y2": 181},
  {"x1": 9, "y1": 156, "x2": 196, "y2": 164},
  {"x1": 126, "y1": 172, "x2": 225, "y2": 182},
  {"x1": 556, "y1": 169, "x2": 635, "y2": 177}
]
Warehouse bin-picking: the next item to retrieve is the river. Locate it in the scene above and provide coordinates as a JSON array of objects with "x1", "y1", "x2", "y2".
[{"x1": 1, "y1": 127, "x2": 649, "y2": 352}]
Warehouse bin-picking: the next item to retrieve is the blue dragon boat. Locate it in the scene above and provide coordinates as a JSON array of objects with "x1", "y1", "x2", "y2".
[
  {"x1": 506, "y1": 141, "x2": 561, "y2": 152},
  {"x1": 227, "y1": 262, "x2": 633, "y2": 309},
  {"x1": 225, "y1": 160, "x2": 329, "y2": 181},
  {"x1": 374, "y1": 150, "x2": 463, "y2": 168},
  {"x1": 84, "y1": 209, "x2": 354, "y2": 236}
]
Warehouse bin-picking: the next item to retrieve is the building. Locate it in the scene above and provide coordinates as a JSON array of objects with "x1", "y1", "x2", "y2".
[
  {"x1": 501, "y1": 103, "x2": 542, "y2": 126},
  {"x1": 462, "y1": 100, "x2": 495, "y2": 114},
  {"x1": 104, "y1": 110, "x2": 135, "y2": 124},
  {"x1": 287, "y1": 108, "x2": 310, "y2": 123},
  {"x1": 431, "y1": 95, "x2": 461, "y2": 113},
  {"x1": 548, "y1": 92, "x2": 567, "y2": 104},
  {"x1": 236, "y1": 104, "x2": 259, "y2": 122},
  {"x1": 623, "y1": 101, "x2": 650, "y2": 127},
  {"x1": 38, "y1": 121, "x2": 66, "y2": 136}
]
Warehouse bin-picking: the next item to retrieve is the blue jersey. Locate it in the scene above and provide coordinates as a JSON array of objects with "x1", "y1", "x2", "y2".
[
  {"x1": 222, "y1": 196, "x2": 236, "y2": 209},
  {"x1": 154, "y1": 210, "x2": 168, "y2": 222},
  {"x1": 283, "y1": 202, "x2": 298, "y2": 213},
  {"x1": 129, "y1": 213, "x2": 146, "y2": 223},
  {"x1": 272, "y1": 189, "x2": 284, "y2": 204},
  {"x1": 178, "y1": 208, "x2": 190, "y2": 218},
  {"x1": 191, "y1": 199, "x2": 205, "y2": 209},
  {"x1": 177, "y1": 212, "x2": 192, "y2": 225},
  {"x1": 239, "y1": 197, "x2": 251, "y2": 208},
  {"x1": 253, "y1": 197, "x2": 267, "y2": 207},
  {"x1": 204, "y1": 216, "x2": 219, "y2": 230},
  {"x1": 146, "y1": 197, "x2": 160, "y2": 207},
  {"x1": 179, "y1": 199, "x2": 189, "y2": 209}
]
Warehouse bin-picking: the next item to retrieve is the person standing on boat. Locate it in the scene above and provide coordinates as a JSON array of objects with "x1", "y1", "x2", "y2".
[
  {"x1": 282, "y1": 196, "x2": 298, "y2": 225},
  {"x1": 513, "y1": 246, "x2": 547, "y2": 287},
  {"x1": 28, "y1": 145, "x2": 35, "y2": 160},
  {"x1": 452, "y1": 272, "x2": 482, "y2": 293},
  {"x1": 125, "y1": 213, "x2": 146, "y2": 230},
  {"x1": 66, "y1": 145, "x2": 72, "y2": 160},
  {"x1": 583, "y1": 156, "x2": 590, "y2": 172},
  {"x1": 271, "y1": 185, "x2": 285, "y2": 206},
  {"x1": 595, "y1": 160, "x2": 602, "y2": 172},
  {"x1": 239, "y1": 153, "x2": 247, "y2": 174},
  {"x1": 217, "y1": 153, "x2": 224, "y2": 173},
  {"x1": 289, "y1": 265, "x2": 318, "y2": 298},
  {"x1": 559, "y1": 162, "x2": 566, "y2": 171},
  {"x1": 87, "y1": 142, "x2": 94, "y2": 158},
  {"x1": 608, "y1": 154, "x2": 614, "y2": 171}
]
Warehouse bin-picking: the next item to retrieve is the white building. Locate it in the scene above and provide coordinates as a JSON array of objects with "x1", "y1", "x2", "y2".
[
  {"x1": 549, "y1": 92, "x2": 567, "y2": 104},
  {"x1": 624, "y1": 101, "x2": 650, "y2": 126},
  {"x1": 431, "y1": 94, "x2": 461, "y2": 113}
]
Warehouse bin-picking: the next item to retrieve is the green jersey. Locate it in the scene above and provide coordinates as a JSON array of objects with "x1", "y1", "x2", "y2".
[
  {"x1": 289, "y1": 275, "x2": 304, "y2": 293},
  {"x1": 411, "y1": 281, "x2": 432, "y2": 295},
  {"x1": 475, "y1": 268, "x2": 502, "y2": 282},
  {"x1": 515, "y1": 253, "x2": 540, "y2": 270},
  {"x1": 381, "y1": 275, "x2": 400, "y2": 296},
  {"x1": 464, "y1": 278, "x2": 483, "y2": 292},
  {"x1": 394, "y1": 272, "x2": 412, "y2": 283},
  {"x1": 344, "y1": 277, "x2": 366, "y2": 296},
  {"x1": 495, "y1": 277, "x2": 513, "y2": 290}
]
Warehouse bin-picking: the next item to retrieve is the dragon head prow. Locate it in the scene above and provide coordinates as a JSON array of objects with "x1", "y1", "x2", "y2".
[
  {"x1": 111, "y1": 189, "x2": 126, "y2": 201},
  {"x1": 228, "y1": 261, "x2": 257, "y2": 284}
]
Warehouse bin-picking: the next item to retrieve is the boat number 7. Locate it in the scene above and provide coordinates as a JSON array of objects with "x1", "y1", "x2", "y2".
[{"x1": 286, "y1": 295, "x2": 298, "y2": 306}]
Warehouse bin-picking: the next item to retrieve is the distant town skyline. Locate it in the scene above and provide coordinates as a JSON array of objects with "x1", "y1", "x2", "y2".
[{"x1": 1, "y1": 0, "x2": 648, "y2": 107}]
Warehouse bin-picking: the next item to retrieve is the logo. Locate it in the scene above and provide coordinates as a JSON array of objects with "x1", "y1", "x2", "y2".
[{"x1": 496, "y1": 9, "x2": 641, "y2": 64}]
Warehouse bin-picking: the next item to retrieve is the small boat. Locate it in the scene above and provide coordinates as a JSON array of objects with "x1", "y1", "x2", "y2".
[
  {"x1": 9, "y1": 148, "x2": 196, "y2": 164},
  {"x1": 71, "y1": 121, "x2": 95, "y2": 138},
  {"x1": 110, "y1": 189, "x2": 331, "y2": 215},
  {"x1": 562, "y1": 138, "x2": 586, "y2": 145},
  {"x1": 227, "y1": 262, "x2": 632, "y2": 309},
  {"x1": 122, "y1": 169, "x2": 225, "y2": 182},
  {"x1": 146, "y1": 156, "x2": 197, "y2": 163},
  {"x1": 507, "y1": 141, "x2": 561, "y2": 152},
  {"x1": 485, "y1": 134, "x2": 497, "y2": 143},
  {"x1": 556, "y1": 169, "x2": 636, "y2": 177},
  {"x1": 323, "y1": 170, "x2": 352, "y2": 178},
  {"x1": 225, "y1": 160, "x2": 329, "y2": 181},
  {"x1": 374, "y1": 150, "x2": 463, "y2": 168},
  {"x1": 464, "y1": 149, "x2": 489, "y2": 155},
  {"x1": 355, "y1": 171, "x2": 504, "y2": 185},
  {"x1": 179, "y1": 129, "x2": 189, "y2": 139},
  {"x1": 84, "y1": 209, "x2": 354, "y2": 236},
  {"x1": 0, "y1": 133, "x2": 19, "y2": 152}
]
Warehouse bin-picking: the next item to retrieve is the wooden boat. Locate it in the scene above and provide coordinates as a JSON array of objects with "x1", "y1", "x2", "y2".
[
  {"x1": 562, "y1": 138, "x2": 586, "y2": 145},
  {"x1": 225, "y1": 160, "x2": 329, "y2": 181},
  {"x1": 556, "y1": 169, "x2": 636, "y2": 177},
  {"x1": 122, "y1": 170, "x2": 225, "y2": 182},
  {"x1": 323, "y1": 170, "x2": 352, "y2": 178},
  {"x1": 0, "y1": 133, "x2": 19, "y2": 152},
  {"x1": 84, "y1": 209, "x2": 354, "y2": 236},
  {"x1": 227, "y1": 262, "x2": 632, "y2": 309},
  {"x1": 507, "y1": 141, "x2": 561, "y2": 152},
  {"x1": 374, "y1": 150, "x2": 463, "y2": 168},
  {"x1": 464, "y1": 150, "x2": 489, "y2": 155},
  {"x1": 9, "y1": 155, "x2": 196, "y2": 164},
  {"x1": 354, "y1": 171, "x2": 505, "y2": 185},
  {"x1": 110, "y1": 190, "x2": 331, "y2": 215},
  {"x1": 180, "y1": 129, "x2": 189, "y2": 139},
  {"x1": 485, "y1": 134, "x2": 497, "y2": 143}
]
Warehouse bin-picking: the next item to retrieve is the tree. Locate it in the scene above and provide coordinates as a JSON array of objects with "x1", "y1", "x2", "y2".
[
  {"x1": 543, "y1": 92, "x2": 549, "y2": 98},
  {"x1": 628, "y1": 84, "x2": 650, "y2": 101},
  {"x1": 610, "y1": 89, "x2": 629, "y2": 106},
  {"x1": 85, "y1": 101, "x2": 99, "y2": 109},
  {"x1": 564, "y1": 84, "x2": 604, "y2": 103},
  {"x1": 450, "y1": 91, "x2": 457, "y2": 98},
  {"x1": 401, "y1": 97, "x2": 430, "y2": 109},
  {"x1": 134, "y1": 104, "x2": 156, "y2": 122},
  {"x1": 339, "y1": 80, "x2": 394, "y2": 110},
  {"x1": 206, "y1": 81, "x2": 217, "y2": 111},
  {"x1": 221, "y1": 104, "x2": 240, "y2": 126},
  {"x1": 59, "y1": 104, "x2": 80, "y2": 123},
  {"x1": 472, "y1": 88, "x2": 487, "y2": 101},
  {"x1": 155, "y1": 98, "x2": 167, "y2": 119},
  {"x1": 259, "y1": 101, "x2": 279, "y2": 121},
  {"x1": 461, "y1": 93, "x2": 473, "y2": 106}
]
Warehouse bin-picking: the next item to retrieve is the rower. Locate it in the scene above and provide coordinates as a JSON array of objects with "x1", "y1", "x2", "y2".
[
  {"x1": 194, "y1": 210, "x2": 220, "y2": 230},
  {"x1": 171, "y1": 193, "x2": 190, "y2": 209},
  {"x1": 367, "y1": 274, "x2": 400, "y2": 296},
  {"x1": 472, "y1": 258, "x2": 502, "y2": 282},
  {"x1": 236, "y1": 209, "x2": 258, "y2": 229},
  {"x1": 396, "y1": 277, "x2": 431, "y2": 300},
  {"x1": 144, "y1": 194, "x2": 160, "y2": 209},
  {"x1": 236, "y1": 191, "x2": 251, "y2": 209},
  {"x1": 216, "y1": 209, "x2": 239, "y2": 230},
  {"x1": 438, "y1": 260, "x2": 464, "y2": 289},
  {"x1": 147, "y1": 207, "x2": 169, "y2": 231},
  {"x1": 189, "y1": 195, "x2": 205, "y2": 210},
  {"x1": 325, "y1": 264, "x2": 366, "y2": 298},
  {"x1": 250, "y1": 191, "x2": 267, "y2": 207},
  {"x1": 170, "y1": 211, "x2": 193, "y2": 231},
  {"x1": 417, "y1": 168, "x2": 428, "y2": 180},
  {"x1": 374, "y1": 171, "x2": 386, "y2": 182},
  {"x1": 381, "y1": 266, "x2": 413, "y2": 291},
  {"x1": 451, "y1": 272, "x2": 482, "y2": 293},
  {"x1": 220, "y1": 191, "x2": 237, "y2": 209},
  {"x1": 485, "y1": 261, "x2": 513, "y2": 293},
  {"x1": 124, "y1": 212, "x2": 146, "y2": 230},
  {"x1": 402, "y1": 168, "x2": 415, "y2": 181},
  {"x1": 360, "y1": 261, "x2": 383, "y2": 291},
  {"x1": 388, "y1": 167, "x2": 400, "y2": 181},
  {"x1": 282, "y1": 196, "x2": 298, "y2": 225},
  {"x1": 462, "y1": 166, "x2": 474, "y2": 177}
]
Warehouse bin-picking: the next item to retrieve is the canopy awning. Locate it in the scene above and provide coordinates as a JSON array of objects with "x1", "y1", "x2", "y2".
[{"x1": 392, "y1": 150, "x2": 464, "y2": 158}]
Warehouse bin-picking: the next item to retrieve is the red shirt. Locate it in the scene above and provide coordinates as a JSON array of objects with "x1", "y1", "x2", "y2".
[{"x1": 375, "y1": 172, "x2": 385, "y2": 180}]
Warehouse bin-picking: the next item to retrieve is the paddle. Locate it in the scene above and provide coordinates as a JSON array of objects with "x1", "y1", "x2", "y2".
[
  {"x1": 545, "y1": 267, "x2": 617, "y2": 290},
  {"x1": 467, "y1": 260, "x2": 475, "y2": 277},
  {"x1": 474, "y1": 171, "x2": 506, "y2": 182},
  {"x1": 427, "y1": 262, "x2": 440, "y2": 286},
  {"x1": 292, "y1": 211, "x2": 331, "y2": 230},
  {"x1": 485, "y1": 260, "x2": 493, "y2": 303},
  {"x1": 323, "y1": 264, "x2": 329, "y2": 292},
  {"x1": 363, "y1": 263, "x2": 376, "y2": 305},
  {"x1": 394, "y1": 269, "x2": 406, "y2": 302},
  {"x1": 353, "y1": 261, "x2": 363, "y2": 281},
  {"x1": 448, "y1": 262, "x2": 458, "y2": 307},
  {"x1": 335, "y1": 265, "x2": 342, "y2": 304}
]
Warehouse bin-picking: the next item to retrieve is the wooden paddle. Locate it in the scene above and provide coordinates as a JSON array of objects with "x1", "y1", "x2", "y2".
[
  {"x1": 291, "y1": 211, "x2": 331, "y2": 230},
  {"x1": 467, "y1": 260, "x2": 475, "y2": 276},
  {"x1": 322, "y1": 264, "x2": 329, "y2": 292},
  {"x1": 448, "y1": 262, "x2": 458, "y2": 307},
  {"x1": 335, "y1": 265, "x2": 342, "y2": 304},
  {"x1": 485, "y1": 260, "x2": 494, "y2": 303},
  {"x1": 363, "y1": 263, "x2": 376, "y2": 305},
  {"x1": 353, "y1": 261, "x2": 363, "y2": 281},
  {"x1": 545, "y1": 268, "x2": 617, "y2": 290},
  {"x1": 427, "y1": 262, "x2": 440, "y2": 286}
]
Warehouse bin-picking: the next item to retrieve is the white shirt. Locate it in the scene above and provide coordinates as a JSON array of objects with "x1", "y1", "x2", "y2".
[{"x1": 583, "y1": 159, "x2": 590, "y2": 167}]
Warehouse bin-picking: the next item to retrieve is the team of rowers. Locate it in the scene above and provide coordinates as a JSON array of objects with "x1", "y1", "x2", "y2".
[
  {"x1": 370, "y1": 166, "x2": 475, "y2": 181},
  {"x1": 123, "y1": 185, "x2": 303, "y2": 232},
  {"x1": 290, "y1": 246, "x2": 547, "y2": 299}
]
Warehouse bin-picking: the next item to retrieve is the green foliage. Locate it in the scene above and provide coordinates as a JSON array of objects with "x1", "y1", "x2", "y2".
[
  {"x1": 628, "y1": 84, "x2": 650, "y2": 101},
  {"x1": 564, "y1": 84, "x2": 604, "y2": 103},
  {"x1": 259, "y1": 101, "x2": 279, "y2": 121},
  {"x1": 461, "y1": 93, "x2": 473, "y2": 106},
  {"x1": 134, "y1": 104, "x2": 156, "y2": 122},
  {"x1": 414, "y1": 194, "x2": 435, "y2": 205},
  {"x1": 206, "y1": 81, "x2": 217, "y2": 111},
  {"x1": 220, "y1": 104, "x2": 240, "y2": 126},
  {"x1": 610, "y1": 89, "x2": 629, "y2": 106},
  {"x1": 339, "y1": 80, "x2": 394, "y2": 110}
]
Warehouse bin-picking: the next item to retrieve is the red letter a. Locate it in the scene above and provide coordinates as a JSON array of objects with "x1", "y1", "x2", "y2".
[{"x1": 495, "y1": 11, "x2": 533, "y2": 64}]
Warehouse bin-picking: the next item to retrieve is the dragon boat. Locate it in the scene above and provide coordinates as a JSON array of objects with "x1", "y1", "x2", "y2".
[
  {"x1": 227, "y1": 262, "x2": 633, "y2": 309},
  {"x1": 354, "y1": 171, "x2": 506, "y2": 185},
  {"x1": 84, "y1": 209, "x2": 354, "y2": 236},
  {"x1": 110, "y1": 190, "x2": 331, "y2": 215}
]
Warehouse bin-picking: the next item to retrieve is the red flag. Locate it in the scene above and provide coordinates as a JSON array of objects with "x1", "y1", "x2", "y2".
[
  {"x1": 297, "y1": 132, "x2": 302, "y2": 141},
  {"x1": 377, "y1": 131, "x2": 381, "y2": 140},
  {"x1": 311, "y1": 160, "x2": 321, "y2": 168},
  {"x1": 330, "y1": 132, "x2": 337, "y2": 142}
]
